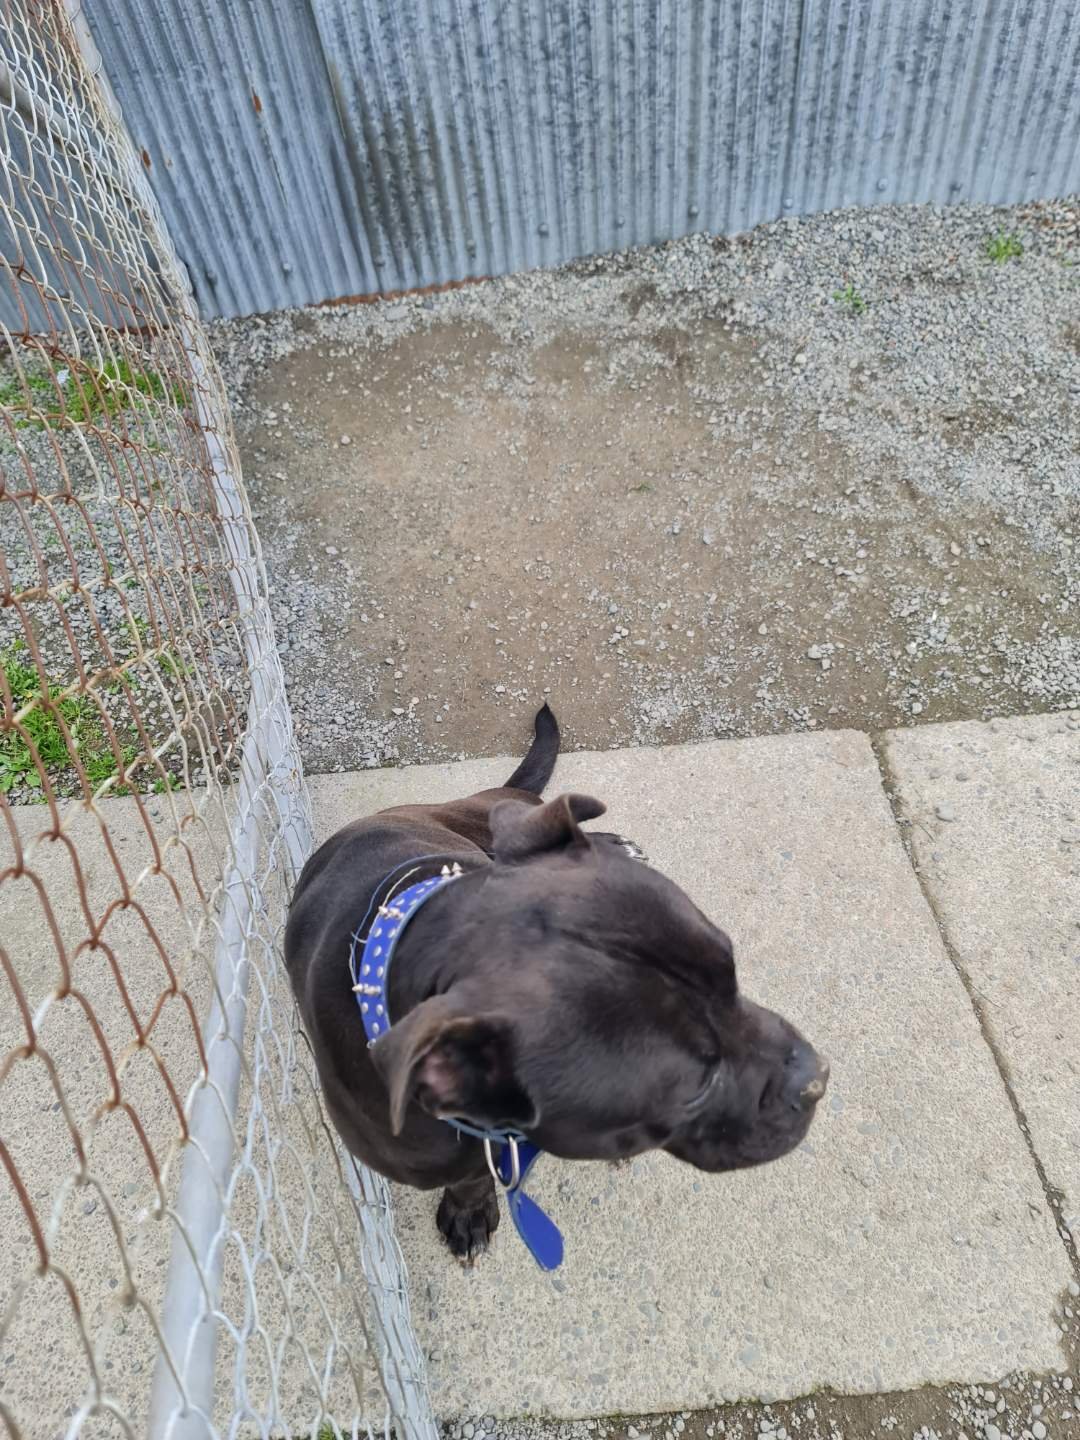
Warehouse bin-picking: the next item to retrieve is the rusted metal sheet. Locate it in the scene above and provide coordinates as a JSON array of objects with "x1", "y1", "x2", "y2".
[{"x1": 27, "y1": 1, "x2": 1080, "y2": 318}]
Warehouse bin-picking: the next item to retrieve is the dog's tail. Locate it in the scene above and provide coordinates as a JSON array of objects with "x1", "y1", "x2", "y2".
[{"x1": 504, "y1": 703, "x2": 560, "y2": 794}]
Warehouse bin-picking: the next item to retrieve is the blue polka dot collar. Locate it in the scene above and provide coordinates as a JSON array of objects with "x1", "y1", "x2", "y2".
[
  {"x1": 349, "y1": 862, "x2": 563, "y2": 1270},
  {"x1": 349, "y1": 866, "x2": 460, "y2": 1045}
]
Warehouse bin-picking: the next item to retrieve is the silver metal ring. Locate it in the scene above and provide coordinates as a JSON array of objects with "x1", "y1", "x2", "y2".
[{"x1": 484, "y1": 1135, "x2": 521, "y2": 1190}]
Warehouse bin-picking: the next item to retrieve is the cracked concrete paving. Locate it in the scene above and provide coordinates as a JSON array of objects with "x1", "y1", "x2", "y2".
[
  {"x1": 308, "y1": 720, "x2": 1077, "y2": 1424},
  {"x1": 3, "y1": 715, "x2": 1076, "y2": 1438},
  {"x1": 884, "y1": 712, "x2": 1080, "y2": 1255}
]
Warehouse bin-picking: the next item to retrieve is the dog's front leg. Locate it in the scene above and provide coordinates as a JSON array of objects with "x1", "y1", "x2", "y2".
[{"x1": 436, "y1": 1170, "x2": 500, "y2": 1264}]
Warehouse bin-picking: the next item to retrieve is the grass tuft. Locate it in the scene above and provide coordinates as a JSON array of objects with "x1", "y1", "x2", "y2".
[
  {"x1": 0, "y1": 642, "x2": 132, "y2": 798},
  {"x1": 832, "y1": 282, "x2": 867, "y2": 315},
  {"x1": 984, "y1": 231, "x2": 1023, "y2": 263},
  {"x1": 0, "y1": 357, "x2": 187, "y2": 430}
]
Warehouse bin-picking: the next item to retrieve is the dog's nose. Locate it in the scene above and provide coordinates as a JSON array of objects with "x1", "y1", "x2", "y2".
[
  {"x1": 781, "y1": 1045, "x2": 830, "y2": 1112},
  {"x1": 799, "y1": 1056, "x2": 830, "y2": 1109}
]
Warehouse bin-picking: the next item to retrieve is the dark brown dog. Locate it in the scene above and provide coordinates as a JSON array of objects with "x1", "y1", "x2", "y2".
[{"x1": 285, "y1": 705, "x2": 828, "y2": 1261}]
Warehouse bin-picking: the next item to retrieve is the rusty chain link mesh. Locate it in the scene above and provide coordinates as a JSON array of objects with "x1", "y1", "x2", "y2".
[{"x1": 0, "y1": 4, "x2": 436, "y2": 1437}]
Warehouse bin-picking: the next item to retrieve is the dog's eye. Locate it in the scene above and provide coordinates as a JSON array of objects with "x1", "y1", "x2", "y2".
[{"x1": 685, "y1": 1068, "x2": 720, "y2": 1112}]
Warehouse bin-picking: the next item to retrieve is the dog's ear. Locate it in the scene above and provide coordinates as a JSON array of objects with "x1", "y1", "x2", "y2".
[
  {"x1": 491, "y1": 792, "x2": 606, "y2": 861},
  {"x1": 370, "y1": 996, "x2": 536, "y2": 1135}
]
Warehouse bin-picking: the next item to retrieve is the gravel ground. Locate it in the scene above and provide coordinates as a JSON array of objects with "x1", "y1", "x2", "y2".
[{"x1": 211, "y1": 195, "x2": 1080, "y2": 774}]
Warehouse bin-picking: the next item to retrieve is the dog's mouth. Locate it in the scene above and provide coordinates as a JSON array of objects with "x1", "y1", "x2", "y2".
[
  {"x1": 666, "y1": 1048, "x2": 830, "y2": 1173},
  {"x1": 665, "y1": 1106, "x2": 816, "y2": 1172}
]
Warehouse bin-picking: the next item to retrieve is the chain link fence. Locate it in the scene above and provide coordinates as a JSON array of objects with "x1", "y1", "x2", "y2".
[{"x1": 0, "y1": 3, "x2": 436, "y2": 1436}]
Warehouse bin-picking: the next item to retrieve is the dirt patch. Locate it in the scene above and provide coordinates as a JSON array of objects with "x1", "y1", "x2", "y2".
[{"x1": 213, "y1": 198, "x2": 1080, "y2": 773}]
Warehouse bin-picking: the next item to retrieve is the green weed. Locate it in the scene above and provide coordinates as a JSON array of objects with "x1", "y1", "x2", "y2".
[
  {"x1": 126, "y1": 613, "x2": 189, "y2": 679},
  {"x1": 0, "y1": 644, "x2": 130, "y2": 798},
  {"x1": 157, "y1": 648, "x2": 190, "y2": 679},
  {"x1": 832, "y1": 282, "x2": 867, "y2": 315},
  {"x1": 0, "y1": 357, "x2": 188, "y2": 431},
  {"x1": 85, "y1": 741, "x2": 137, "y2": 793},
  {"x1": 985, "y1": 231, "x2": 1023, "y2": 263}
]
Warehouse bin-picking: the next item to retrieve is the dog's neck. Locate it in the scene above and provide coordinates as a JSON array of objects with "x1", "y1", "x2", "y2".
[{"x1": 378, "y1": 860, "x2": 490, "y2": 1019}]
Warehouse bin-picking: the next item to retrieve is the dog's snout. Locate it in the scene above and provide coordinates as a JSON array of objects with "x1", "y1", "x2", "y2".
[
  {"x1": 781, "y1": 1045, "x2": 830, "y2": 1113},
  {"x1": 798, "y1": 1056, "x2": 830, "y2": 1109}
]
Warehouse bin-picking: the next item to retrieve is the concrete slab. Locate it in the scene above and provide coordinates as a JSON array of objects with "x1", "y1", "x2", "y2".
[
  {"x1": 308, "y1": 729, "x2": 1072, "y2": 1419},
  {"x1": 884, "y1": 710, "x2": 1080, "y2": 1250}
]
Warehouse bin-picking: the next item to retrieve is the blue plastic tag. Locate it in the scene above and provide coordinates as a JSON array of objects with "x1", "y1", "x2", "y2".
[{"x1": 498, "y1": 1140, "x2": 564, "y2": 1271}]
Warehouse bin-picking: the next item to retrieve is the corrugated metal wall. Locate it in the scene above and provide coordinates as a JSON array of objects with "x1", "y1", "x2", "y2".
[{"x1": 71, "y1": 1, "x2": 1080, "y2": 317}]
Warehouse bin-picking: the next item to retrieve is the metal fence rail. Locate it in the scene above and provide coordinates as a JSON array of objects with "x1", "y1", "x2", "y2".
[{"x1": 0, "y1": 3, "x2": 436, "y2": 1436}]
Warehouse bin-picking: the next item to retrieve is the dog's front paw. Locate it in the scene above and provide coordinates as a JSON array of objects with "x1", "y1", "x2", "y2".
[{"x1": 437, "y1": 1179, "x2": 500, "y2": 1265}]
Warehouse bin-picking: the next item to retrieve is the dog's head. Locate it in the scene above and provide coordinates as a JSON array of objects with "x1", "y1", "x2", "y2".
[{"x1": 371, "y1": 793, "x2": 828, "y2": 1172}]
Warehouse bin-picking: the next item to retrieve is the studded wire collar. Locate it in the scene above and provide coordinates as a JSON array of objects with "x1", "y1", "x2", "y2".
[
  {"x1": 348, "y1": 837, "x2": 647, "y2": 1044},
  {"x1": 349, "y1": 863, "x2": 465, "y2": 1045}
]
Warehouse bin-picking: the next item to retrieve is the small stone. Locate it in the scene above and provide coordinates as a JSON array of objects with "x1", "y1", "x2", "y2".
[
  {"x1": 911, "y1": 700, "x2": 924, "y2": 715},
  {"x1": 1032, "y1": 1422, "x2": 1046, "y2": 1439},
  {"x1": 935, "y1": 803, "x2": 956, "y2": 822},
  {"x1": 793, "y1": 352, "x2": 807, "y2": 367},
  {"x1": 983, "y1": 1425, "x2": 1001, "y2": 1440},
  {"x1": 82, "y1": 1198, "x2": 97, "y2": 1215},
  {"x1": 495, "y1": 685, "x2": 505, "y2": 694},
  {"x1": 758, "y1": 623, "x2": 768, "y2": 635},
  {"x1": 339, "y1": 434, "x2": 351, "y2": 445},
  {"x1": 1068, "y1": 1279, "x2": 1079, "y2": 1297},
  {"x1": 950, "y1": 541, "x2": 961, "y2": 556}
]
